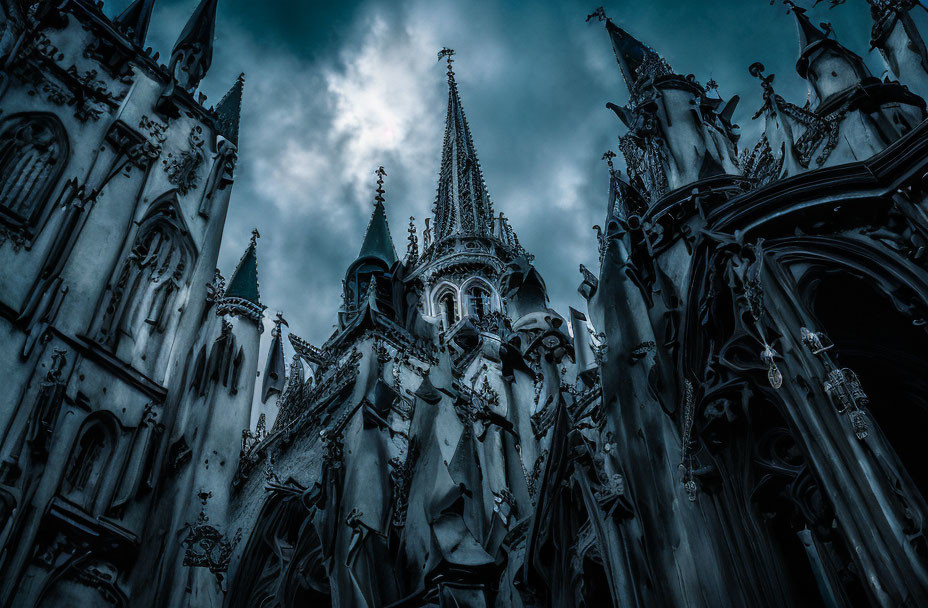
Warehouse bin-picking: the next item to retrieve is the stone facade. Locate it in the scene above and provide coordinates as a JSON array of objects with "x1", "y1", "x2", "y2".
[
  {"x1": 0, "y1": 1, "x2": 257, "y2": 606},
  {"x1": 2, "y1": 1, "x2": 928, "y2": 607}
]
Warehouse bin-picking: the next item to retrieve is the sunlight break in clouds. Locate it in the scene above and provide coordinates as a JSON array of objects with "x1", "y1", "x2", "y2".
[{"x1": 325, "y1": 13, "x2": 443, "y2": 207}]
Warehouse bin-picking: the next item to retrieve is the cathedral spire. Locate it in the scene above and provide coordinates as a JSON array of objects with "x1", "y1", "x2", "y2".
[
  {"x1": 432, "y1": 48, "x2": 494, "y2": 243},
  {"x1": 114, "y1": 0, "x2": 156, "y2": 47},
  {"x1": 218, "y1": 228, "x2": 265, "y2": 323},
  {"x1": 342, "y1": 168, "x2": 398, "y2": 314},
  {"x1": 169, "y1": 0, "x2": 219, "y2": 92},
  {"x1": 215, "y1": 73, "x2": 244, "y2": 146}
]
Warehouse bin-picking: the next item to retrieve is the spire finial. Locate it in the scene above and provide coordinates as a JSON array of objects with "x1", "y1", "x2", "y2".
[
  {"x1": 272, "y1": 311, "x2": 287, "y2": 336},
  {"x1": 438, "y1": 47, "x2": 456, "y2": 78},
  {"x1": 250, "y1": 228, "x2": 260, "y2": 247},
  {"x1": 585, "y1": 6, "x2": 607, "y2": 23},
  {"x1": 375, "y1": 166, "x2": 387, "y2": 205},
  {"x1": 601, "y1": 150, "x2": 617, "y2": 173},
  {"x1": 749, "y1": 62, "x2": 776, "y2": 97}
]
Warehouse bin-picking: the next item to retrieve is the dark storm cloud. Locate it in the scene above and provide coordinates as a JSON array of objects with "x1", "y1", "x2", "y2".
[{"x1": 106, "y1": 0, "x2": 896, "y2": 355}]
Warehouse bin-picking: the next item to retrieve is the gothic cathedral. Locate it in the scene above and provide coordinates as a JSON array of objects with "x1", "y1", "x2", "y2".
[{"x1": 1, "y1": 1, "x2": 928, "y2": 606}]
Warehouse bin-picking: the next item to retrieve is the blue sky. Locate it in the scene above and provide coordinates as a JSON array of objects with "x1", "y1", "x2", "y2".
[{"x1": 106, "y1": 0, "x2": 907, "y2": 353}]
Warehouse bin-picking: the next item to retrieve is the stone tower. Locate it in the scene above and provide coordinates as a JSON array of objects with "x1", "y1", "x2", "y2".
[
  {"x1": 0, "y1": 0, "x2": 262, "y2": 605},
  {"x1": 220, "y1": 51, "x2": 590, "y2": 607}
]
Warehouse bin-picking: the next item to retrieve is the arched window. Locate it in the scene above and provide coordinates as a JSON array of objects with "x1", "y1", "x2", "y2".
[
  {"x1": 344, "y1": 260, "x2": 388, "y2": 311},
  {"x1": 466, "y1": 284, "x2": 491, "y2": 319},
  {"x1": 0, "y1": 113, "x2": 67, "y2": 228},
  {"x1": 62, "y1": 417, "x2": 117, "y2": 512},
  {"x1": 96, "y1": 198, "x2": 195, "y2": 365},
  {"x1": 65, "y1": 425, "x2": 107, "y2": 491},
  {"x1": 438, "y1": 291, "x2": 458, "y2": 330}
]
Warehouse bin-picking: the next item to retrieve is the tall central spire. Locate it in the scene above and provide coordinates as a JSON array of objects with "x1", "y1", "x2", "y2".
[{"x1": 432, "y1": 48, "x2": 494, "y2": 243}]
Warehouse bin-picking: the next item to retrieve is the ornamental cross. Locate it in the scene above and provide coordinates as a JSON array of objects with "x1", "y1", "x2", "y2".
[
  {"x1": 438, "y1": 47, "x2": 455, "y2": 76},
  {"x1": 250, "y1": 228, "x2": 260, "y2": 246},
  {"x1": 375, "y1": 166, "x2": 387, "y2": 204}
]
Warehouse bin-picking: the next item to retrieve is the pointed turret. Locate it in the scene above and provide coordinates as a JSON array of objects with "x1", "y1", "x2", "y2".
[
  {"x1": 358, "y1": 203, "x2": 398, "y2": 267},
  {"x1": 114, "y1": 0, "x2": 155, "y2": 46},
  {"x1": 791, "y1": 4, "x2": 827, "y2": 69},
  {"x1": 261, "y1": 312, "x2": 287, "y2": 403},
  {"x1": 358, "y1": 168, "x2": 398, "y2": 267},
  {"x1": 432, "y1": 48, "x2": 494, "y2": 243},
  {"x1": 343, "y1": 168, "x2": 398, "y2": 312},
  {"x1": 218, "y1": 229, "x2": 265, "y2": 323},
  {"x1": 169, "y1": 0, "x2": 218, "y2": 92},
  {"x1": 787, "y1": 2, "x2": 869, "y2": 99},
  {"x1": 605, "y1": 19, "x2": 670, "y2": 95},
  {"x1": 869, "y1": 0, "x2": 928, "y2": 100},
  {"x1": 591, "y1": 13, "x2": 740, "y2": 200},
  {"x1": 215, "y1": 73, "x2": 244, "y2": 146}
]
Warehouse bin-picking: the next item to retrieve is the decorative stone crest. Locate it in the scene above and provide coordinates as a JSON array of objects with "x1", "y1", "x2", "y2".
[
  {"x1": 205, "y1": 269, "x2": 226, "y2": 304},
  {"x1": 388, "y1": 443, "x2": 418, "y2": 528},
  {"x1": 182, "y1": 491, "x2": 242, "y2": 582},
  {"x1": 163, "y1": 125, "x2": 206, "y2": 194}
]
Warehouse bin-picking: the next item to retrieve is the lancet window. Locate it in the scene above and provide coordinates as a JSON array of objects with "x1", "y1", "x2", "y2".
[
  {"x1": 0, "y1": 113, "x2": 67, "y2": 229},
  {"x1": 62, "y1": 415, "x2": 118, "y2": 512},
  {"x1": 437, "y1": 289, "x2": 458, "y2": 330},
  {"x1": 96, "y1": 198, "x2": 195, "y2": 367},
  {"x1": 466, "y1": 284, "x2": 491, "y2": 319}
]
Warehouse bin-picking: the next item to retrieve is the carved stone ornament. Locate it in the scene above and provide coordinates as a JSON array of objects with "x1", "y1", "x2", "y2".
[
  {"x1": 182, "y1": 491, "x2": 243, "y2": 582},
  {"x1": 163, "y1": 125, "x2": 206, "y2": 195}
]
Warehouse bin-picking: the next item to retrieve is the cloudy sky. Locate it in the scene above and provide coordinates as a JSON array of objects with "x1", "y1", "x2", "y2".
[{"x1": 106, "y1": 0, "x2": 914, "y2": 362}]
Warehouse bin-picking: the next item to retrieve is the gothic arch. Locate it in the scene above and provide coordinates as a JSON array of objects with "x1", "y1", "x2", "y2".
[
  {"x1": 94, "y1": 193, "x2": 197, "y2": 367},
  {"x1": 431, "y1": 281, "x2": 460, "y2": 329},
  {"x1": 345, "y1": 254, "x2": 392, "y2": 310},
  {"x1": 460, "y1": 276, "x2": 499, "y2": 319},
  {"x1": 681, "y1": 231, "x2": 928, "y2": 416},
  {"x1": 675, "y1": 230, "x2": 928, "y2": 593},
  {"x1": 767, "y1": 236, "x2": 928, "y2": 497},
  {"x1": 0, "y1": 112, "x2": 68, "y2": 232},
  {"x1": 229, "y1": 487, "x2": 329, "y2": 607},
  {"x1": 60, "y1": 412, "x2": 120, "y2": 515}
]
